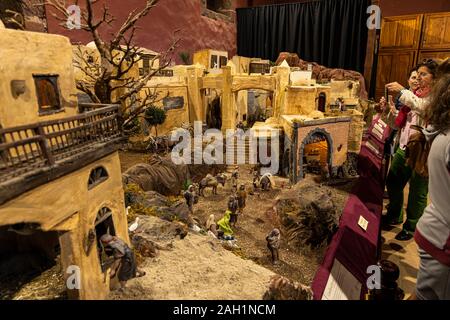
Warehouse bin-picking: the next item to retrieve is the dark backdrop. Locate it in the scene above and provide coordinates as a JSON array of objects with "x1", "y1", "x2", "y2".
[{"x1": 236, "y1": 0, "x2": 371, "y2": 73}]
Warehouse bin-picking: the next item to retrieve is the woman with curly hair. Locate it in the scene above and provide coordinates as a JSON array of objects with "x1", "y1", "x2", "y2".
[
  {"x1": 383, "y1": 59, "x2": 441, "y2": 241},
  {"x1": 412, "y1": 59, "x2": 450, "y2": 300}
]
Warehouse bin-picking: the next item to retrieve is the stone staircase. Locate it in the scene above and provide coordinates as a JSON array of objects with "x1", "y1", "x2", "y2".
[{"x1": 224, "y1": 136, "x2": 254, "y2": 165}]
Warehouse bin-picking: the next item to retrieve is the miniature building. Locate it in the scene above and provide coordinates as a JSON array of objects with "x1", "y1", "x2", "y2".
[
  {"x1": 126, "y1": 53, "x2": 365, "y2": 177},
  {"x1": 75, "y1": 45, "x2": 364, "y2": 181},
  {"x1": 0, "y1": 28, "x2": 128, "y2": 299},
  {"x1": 72, "y1": 43, "x2": 188, "y2": 137},
  {"x1": 193, "y1": 49, "x2": 229, "y2": 74}
]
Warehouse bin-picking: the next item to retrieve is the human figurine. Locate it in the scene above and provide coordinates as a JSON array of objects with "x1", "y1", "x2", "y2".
[
  {"x1": 266, "y1": 228, "x2": 281, "y2": 265},
  {"x1": 100, "y1": 234, "x2": 146, "y2": 289},
  {"x1": 260, "y1": 173, "x2": 272, "y2": 191},
  {"x1": 252, "y1": 168, "x2": 260, "y2": 193},
  {"x1": 237, "y1": 184, "x2": 247, "y2": 215},
  {"x1": 231, "y1": 166, "x2": 239, "y2": 192},
  {"x1": 228, "y1": 194, "x2": 239, "y2": 227},
  {"x1": 206, "y1": 214, "x2": 218, "y2": 238},
  {"x1": 217, "y1": 209, "x2": 234, "y2": 240},
  {"x1": 184, "y1": 185, "x2": 196, "y2": 214},
  {"x1": 336, "y1": 97, "x2": 346, "y2": 112}
]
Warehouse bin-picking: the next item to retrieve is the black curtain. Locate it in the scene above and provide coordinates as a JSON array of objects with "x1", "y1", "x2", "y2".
[{"x1": 237, "y1": 0, "x2": 370, "y2": 73}]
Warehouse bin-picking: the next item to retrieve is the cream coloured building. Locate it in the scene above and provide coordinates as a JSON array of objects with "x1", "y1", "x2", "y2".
[{"x1": 0, "y1": 27, "x2": 128, "y2": 299}]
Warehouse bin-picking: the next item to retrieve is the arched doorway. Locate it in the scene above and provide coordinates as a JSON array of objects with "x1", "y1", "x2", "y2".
[
  {"x1": 94, "y1": 207, "x2": 116, "y2": 273},
  {"x1": 298, "y1": 128, "x2": 333, "y2": 179}
]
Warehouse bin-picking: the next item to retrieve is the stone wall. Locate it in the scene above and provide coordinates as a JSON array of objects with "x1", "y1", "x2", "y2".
[{"x1": 0, "y1": 0, "x2": 46, "y2": 32}]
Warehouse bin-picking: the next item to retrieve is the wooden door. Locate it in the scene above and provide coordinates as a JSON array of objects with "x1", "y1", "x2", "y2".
[
  {"x1": 375, "y1": 50, "x2": 416, "y2": 100},
  {"x1": 422, "y1": 13, "x2": 450, "y2": 50},
  {"x1": 380, "y1": 15, "x2": 423, "y2": 50}
]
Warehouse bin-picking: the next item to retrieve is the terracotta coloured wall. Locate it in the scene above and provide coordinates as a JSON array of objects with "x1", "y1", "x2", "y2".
[{"x1": 46, "y1": 0, "x2": 237, "y2": 64}]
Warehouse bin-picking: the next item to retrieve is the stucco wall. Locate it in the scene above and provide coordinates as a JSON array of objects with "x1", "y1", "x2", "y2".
[
  {"x1": 0, "y1": 28, "x2": 78, "y2": 129},
  {"x1": 141, "y1": 85, "x2": 190, "y2": 136},
  {"x1": 0, "y1": 152, "x2": 128, "y2": 300}
]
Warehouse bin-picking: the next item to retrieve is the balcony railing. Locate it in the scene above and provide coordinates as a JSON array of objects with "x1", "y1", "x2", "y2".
[{"x1": 0, "y1": 104, "x2": 125, "y2": 204}]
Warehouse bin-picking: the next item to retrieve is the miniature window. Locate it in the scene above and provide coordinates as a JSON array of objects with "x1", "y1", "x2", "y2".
[
  {"x1": 203, "y1": 0, "x2": 233, "y2": 20},
  {"x1": 249, "y1": 63, "x2": 270, "y2": 74},
  {"x1": 155, "y1": 69, "x2": 174, "y2": 77},
  {"x1": 88, "y1": 166, "x2": 109, "y2": 190},
  {"x1": 163, "y1": 96, "x2": 185, "y2": 111},
  {"x1": 33, "y1": 74, "x2": 62, "y2": 115},
  {"x1": 210, "y1": 55, "x2": 218, "y2": 69},
  {"x1": 206, "y1": 0, "x2": 227, "y2": 13},
  {"x1": 139, "y1": 54, "x2": 156, "y2": 76},
  {"x1": 219, "y1": 56, "x2": 228, "y2": 68}
]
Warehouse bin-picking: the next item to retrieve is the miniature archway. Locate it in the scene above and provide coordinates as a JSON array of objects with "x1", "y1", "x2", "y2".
[
  {"x1": 234, "y1": 88, "x2": 274, "y2": 128},
  {"x1": 298, "y1": 128, "x2": 333, "y2": 181}
]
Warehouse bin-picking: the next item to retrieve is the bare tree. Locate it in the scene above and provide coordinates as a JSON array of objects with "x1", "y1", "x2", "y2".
[{"x1": 42, "y1": 0, "x2": 179, "y2": 128}]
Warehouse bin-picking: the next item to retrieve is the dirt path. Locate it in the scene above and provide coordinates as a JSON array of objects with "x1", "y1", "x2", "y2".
[
  {"x1": 110, "y1": 218, "x2": 276, "y2": 300},
  {"x1": 119, "y1": 151, "x2": 353, "y2": 292},
  {"x1": 193, "y1": 166, "x2": 323, "y2": 286}
]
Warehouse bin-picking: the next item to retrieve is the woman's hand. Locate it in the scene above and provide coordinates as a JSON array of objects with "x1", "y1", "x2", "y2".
[{"x1": 386, "y1": 82, "x2": 405, "y2": 94}]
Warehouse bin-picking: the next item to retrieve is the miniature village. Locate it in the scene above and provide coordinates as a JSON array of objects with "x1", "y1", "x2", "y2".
[{"x1": 1, "y1": 0, "x2": 449, "y2": 302}]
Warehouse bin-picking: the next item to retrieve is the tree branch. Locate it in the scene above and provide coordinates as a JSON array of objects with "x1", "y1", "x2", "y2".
[
  {"x1": 76, "y1": 81, "x2": 101, "y2": 103},
  {"x1": 110, "y1": 0, "x2": 159, "y2": 48}
]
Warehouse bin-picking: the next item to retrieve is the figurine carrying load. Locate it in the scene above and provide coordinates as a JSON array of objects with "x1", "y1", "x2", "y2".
[
  {"x1": 198, "y1": 173, "x2": 227, "y2": 196},
  {"x1": 259, "y1": 173, "x2": 275, "y2": 191},
  {"x1": 100, "y1": 234, "x2": 146, "y2": 289}
]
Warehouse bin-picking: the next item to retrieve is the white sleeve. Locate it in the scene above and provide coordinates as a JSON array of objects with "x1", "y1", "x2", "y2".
[{"x1": 398, "y1": 90, "x2": 428, "y2": 113}]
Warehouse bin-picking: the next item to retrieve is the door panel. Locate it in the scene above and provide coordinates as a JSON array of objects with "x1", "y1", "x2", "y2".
[
  {"x1": 375, "y1": 51, "x2": 416, "y2": 100},
  {"x1": 380, "y1": 15, "x2": 423, "y2": 50},
  {"x1": 422, "y1": 13, "x2": 450, "y2": 50}
]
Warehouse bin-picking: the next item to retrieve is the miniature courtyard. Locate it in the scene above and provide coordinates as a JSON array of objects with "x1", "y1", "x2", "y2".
[{"x1": 0, "y1": 12, "x2": 375, "y2": 300}]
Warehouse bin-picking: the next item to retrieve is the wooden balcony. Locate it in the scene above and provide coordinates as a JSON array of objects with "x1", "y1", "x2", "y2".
[{"x1": 0, "y1": 104, "x2": 126, "y2": 205}]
